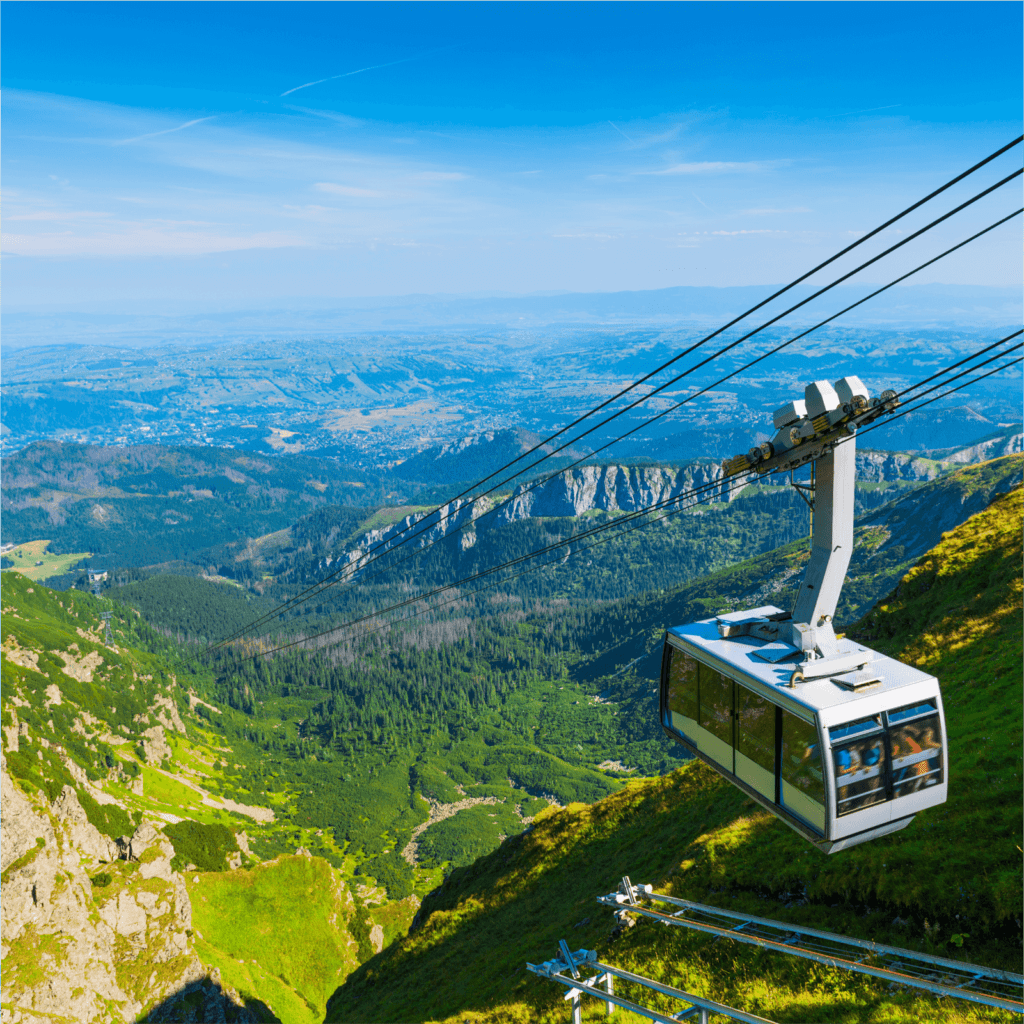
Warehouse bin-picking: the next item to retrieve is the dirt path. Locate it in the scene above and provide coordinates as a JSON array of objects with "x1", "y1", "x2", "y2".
[{"x1": 147, "y1": 762, "x2": 276, "y2": 824}]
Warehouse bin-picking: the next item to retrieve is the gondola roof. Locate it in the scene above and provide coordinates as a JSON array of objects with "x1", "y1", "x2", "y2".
[{"x1": 666, "y1": 605, "x2": 937, "y2": 721}]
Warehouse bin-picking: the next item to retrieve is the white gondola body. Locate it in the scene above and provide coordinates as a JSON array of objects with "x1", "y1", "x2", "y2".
[{"x1": 660, "y1": 607, "x2": 948, "y2": 853}]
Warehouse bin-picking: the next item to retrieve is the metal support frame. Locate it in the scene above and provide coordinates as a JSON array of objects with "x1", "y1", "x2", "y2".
[
  {"x1": 597, "y1": 882, "x2": 1024, "y2": 1014},
  {"x1": 528, "y1": 941, "x2": 774, "y2": 1024},
  {"x1": 788, "y1": 469, "x2": 815, "y2": 511},
  {"x1": 100, "y1": 610, "x2": 114, "y2": 645},
  {"x1": 721, "y1": 377, "x2": 903, "y2": 672},
  {"x1": 791, "y1": 437, "x2": 855, "y2": 632}
]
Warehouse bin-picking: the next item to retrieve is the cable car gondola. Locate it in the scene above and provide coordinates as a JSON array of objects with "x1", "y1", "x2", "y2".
[{"x1": 660, "y1": 377, "x2": 947, "y2": 853}]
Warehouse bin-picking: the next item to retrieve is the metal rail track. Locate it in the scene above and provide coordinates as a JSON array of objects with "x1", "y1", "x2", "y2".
[
  {"x1": 597, "y1": 878, "x2": 1023, "y2": 1014},
  {"x1": 528, "y1": 941, "x2": 776, "y2": 1024}
]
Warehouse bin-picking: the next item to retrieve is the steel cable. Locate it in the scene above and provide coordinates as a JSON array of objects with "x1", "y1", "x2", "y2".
[
  {"x1": 230, "y1": 344, "x2": 1023, "y2": 660},
  {"x1": 204, "y1": 141, "x2": 1023, "y2": 650},
  {"x1": 206, "y1": 199, "x2": 1023, "y2": 651}
]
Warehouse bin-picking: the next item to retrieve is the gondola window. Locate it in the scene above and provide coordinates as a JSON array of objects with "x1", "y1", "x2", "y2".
[
  {"x1": 781, "y1": 711, "x2": 825, "y2": 832},
  {"x1": 831, "y1": 715, "x2": 887, "y2": 816},
  {"x1": 735, "y1": 685, "x2": 776, "y2": 801},
  {"x1": 698, "y1": 665, "x2": 734, "y2": 769},
  {"x1": 888, "y1": 702, "x2": 943, "y2": 798},
  {"x1": 664, "y1": 646, "x2": 698, "y2": 741}
]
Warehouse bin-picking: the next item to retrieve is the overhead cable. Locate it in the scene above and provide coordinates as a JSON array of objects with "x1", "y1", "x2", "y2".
[
  {"x1": 229, "y1": 343, "x2": 1023, "y2": 659},
  {"x1": 205, "y1": 139, "x2": 1023, "y2": 651},
  {"x1": 207, "y1": 199, "x2": 1023, "y2": 650}
]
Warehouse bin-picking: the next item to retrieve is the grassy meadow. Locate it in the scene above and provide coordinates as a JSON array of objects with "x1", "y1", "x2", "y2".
[{"x1": 2, "y1": 538, "x2": 92, "y2": 581}]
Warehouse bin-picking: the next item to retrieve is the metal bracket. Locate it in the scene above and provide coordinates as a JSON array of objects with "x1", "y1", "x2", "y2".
[{"x1": 789, "y1": 471, "x2": 815, "y2": 511}]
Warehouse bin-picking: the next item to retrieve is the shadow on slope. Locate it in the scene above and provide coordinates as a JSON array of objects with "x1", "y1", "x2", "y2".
[
  {"x1": 140, "y1": 977, "x2": 278, "y2": 1023},
  {"x1": 325, "y1": 486, "x2": 1022, "y2": 1023}
]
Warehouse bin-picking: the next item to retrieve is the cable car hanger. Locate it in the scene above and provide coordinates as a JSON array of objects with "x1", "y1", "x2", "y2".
[{"x1": 720, "y1": 376, "x2": 898, "y2": 685}]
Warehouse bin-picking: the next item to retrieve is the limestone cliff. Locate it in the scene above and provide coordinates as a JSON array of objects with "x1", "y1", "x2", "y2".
[
  {"x1": 329, "y1": 461, "x2": 746, "y2": 575},
  {"x1": 329, "y1": 451, "x2": 969, "y2": 577},
  {"x1": 1, "y1": 760, "x2": 196, "y2": 1022}
]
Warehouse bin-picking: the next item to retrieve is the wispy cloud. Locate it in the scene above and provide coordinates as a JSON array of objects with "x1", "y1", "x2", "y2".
[
  {"x1": 741, "y1": 206, "x2": 811, "y2": 215},
  {"x1": 691, "y1": 191, "x2": 712, "y2": 212},
  {"x1": 639, "y1": 160, "x2": 785, "y2": 176},
  {"x1": 114, "y1": 117, "x2": 216, "y2": 146},
  {"x1": 712, "y1": 228, "x2": 782, "y2": 236},
  {"x1": 5, "y1": 209, "x2": 111, "y2": 222},
  {"x1": 281, "y1": 105, "x2": 365, "y2": 127},
  {"x1": 1, "y1": 225, "x2": 303, "y2": 257},
  {"x1": 608, "y1": 121, "x2": 634, "y2": 144},
  {"x1": 413, "y1": 171, "x2": 467, "y2": 182},
  {"x1": 837, "y1": 103, "x2": 901, "y2": 117},
  {"x1": 281, "y1": 56, "x2": 418, "y2": 98}
]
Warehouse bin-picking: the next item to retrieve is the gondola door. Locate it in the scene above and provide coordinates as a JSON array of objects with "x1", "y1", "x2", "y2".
[
  {"x1": 697, "y1": 664, "x2": 734, "y2": 772},
  {"x1": 663, "y1": 642, "x2": 827, "y2": 835}
]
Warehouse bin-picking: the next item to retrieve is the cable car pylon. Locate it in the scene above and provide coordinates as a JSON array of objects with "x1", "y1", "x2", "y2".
[{"x1": 661, "y1": 377, "x2": 948, "y2": 852}]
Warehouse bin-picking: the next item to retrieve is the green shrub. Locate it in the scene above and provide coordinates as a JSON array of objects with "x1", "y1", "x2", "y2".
[
  {"x1": 356, "y1": 850, "x2": 414, "y2": 900},
  {"x1": 5, "y1": 748, "x2": 70, "y2": 803},
  {"x1": 416, "y1": 803, "x2": 524, "y2": 870},
  {"x1": 77, "y1": 788, "x2": 134, "y2": 840},
  {"x1": 164, "y1": 819, "x2": 238, "y2": 872}
]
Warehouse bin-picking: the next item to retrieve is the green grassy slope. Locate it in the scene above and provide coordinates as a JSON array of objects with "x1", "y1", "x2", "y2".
[
  {"x1": 325, "y1": 485, "x2": 1023, "y2": 1024},
  {"x1": 566, "y1": 454, "x2": 1024, "y2": 684},
  {"x1": 187, "y1": 855, "x2": 361, "y2": 1024}
]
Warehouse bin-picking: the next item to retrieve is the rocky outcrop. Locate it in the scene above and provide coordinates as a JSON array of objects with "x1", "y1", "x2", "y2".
[
  {"x1": 855, "y1": 450, "x2": 946, "y2": 483},
  {"x1": 933, "y1": 430, "x2": 1022, "y2": 465},
  {"x1": 332, "y1": 461, "x2": 749, "y2": 575},
  {"x1": 1, "y1": 760, "x2": 202, "y2": 1024},
  {"x1": 52, "y1": 784, "x2": 119, "y2": 864},
  {"x1": 861, "y1": 456, "x2": 1024, "y2": 562},
  {"x1": 151, "y1": 692, "x2": 187, "y2": 735},
  {"x1": 141, "y1": 724, "x2": 173, "y2": 765},
  {"x1": 497, "y1": 462, "x2": 739, "y2": 520}
]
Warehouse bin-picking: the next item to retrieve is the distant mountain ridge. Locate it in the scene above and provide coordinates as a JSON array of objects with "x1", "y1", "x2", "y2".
[{"x1": 5, "y1": 283, "x2": 1020, "y2": 347}]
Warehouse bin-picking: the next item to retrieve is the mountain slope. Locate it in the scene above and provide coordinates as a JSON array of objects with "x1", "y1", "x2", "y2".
[
  {"x1": 325, "y1": 484, "x2": 1022, "y2": 1024},
  {"x1": 0, "y1": 440, "x2": 391, "y2": 572},
  {"x1": 0, "y1": 574, "x2": 379, "y2": 1022}
]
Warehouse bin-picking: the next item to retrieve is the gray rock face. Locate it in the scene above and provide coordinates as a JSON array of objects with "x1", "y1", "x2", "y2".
[
  {"x1": 52, "y1": 784, "x2": 118, "y2": 864},
  {"x1": 1, "y1": 758, "x2": 203, "y2": 1023},
  {"x1": 497, "y1": 463, "x2": 736, "y2": 521},
  {"x1": 128, "y1": 820, "x2": 160, "y2": 860},
  {"x1": 937, "y1": 430, "x2": 1022, "y2": 465},
  {"x1": 855, "y1": 451, "x2": 946, "y2": 483},
  {"x1": 141, "y1": 724, "x2": 172, "y2": 765},
  {"x1": 332, "y1": 461, "x2": 748, "y2": 574},
  {"x1": 863, "y1": 457, "x2": 1024, "y2": 561}
]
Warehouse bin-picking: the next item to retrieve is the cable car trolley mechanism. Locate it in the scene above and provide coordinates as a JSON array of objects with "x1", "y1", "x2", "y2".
[{"x1": 660, "y1": 376, "x2": 947, "y2": 853}]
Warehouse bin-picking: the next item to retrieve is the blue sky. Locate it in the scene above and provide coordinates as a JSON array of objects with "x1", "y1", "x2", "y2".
[{"x1": 2, "y1": 1, "x2": 1021, "y2": 310}]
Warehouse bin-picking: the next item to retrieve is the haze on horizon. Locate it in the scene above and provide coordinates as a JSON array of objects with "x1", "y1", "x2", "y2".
[{"x1": 2, "y1": 1, "x2": 1022, "y2": 315}]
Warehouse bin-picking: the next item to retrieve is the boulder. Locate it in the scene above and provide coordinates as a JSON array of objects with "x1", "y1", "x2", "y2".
[
  {"x1": 128, "y1": 821, "x2": 160, "y2": 861},
  {"x1": 141, "y1": 725, "x2": 172, "y2": 765},
  {"x1": 98, "y1": 891, "x2": 148, "y2": 937}
]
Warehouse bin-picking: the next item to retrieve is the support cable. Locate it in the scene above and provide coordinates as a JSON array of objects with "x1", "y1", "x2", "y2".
[
  {"x1": 230, "y1": 347, "x2": 1022, "y2": 660},
  {"x1": 206, "y1": 200, "x2": 1023, "y2": 652},
  {"x1": 203, "y1": 144, "x2": 1024, "y2": 651}
]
